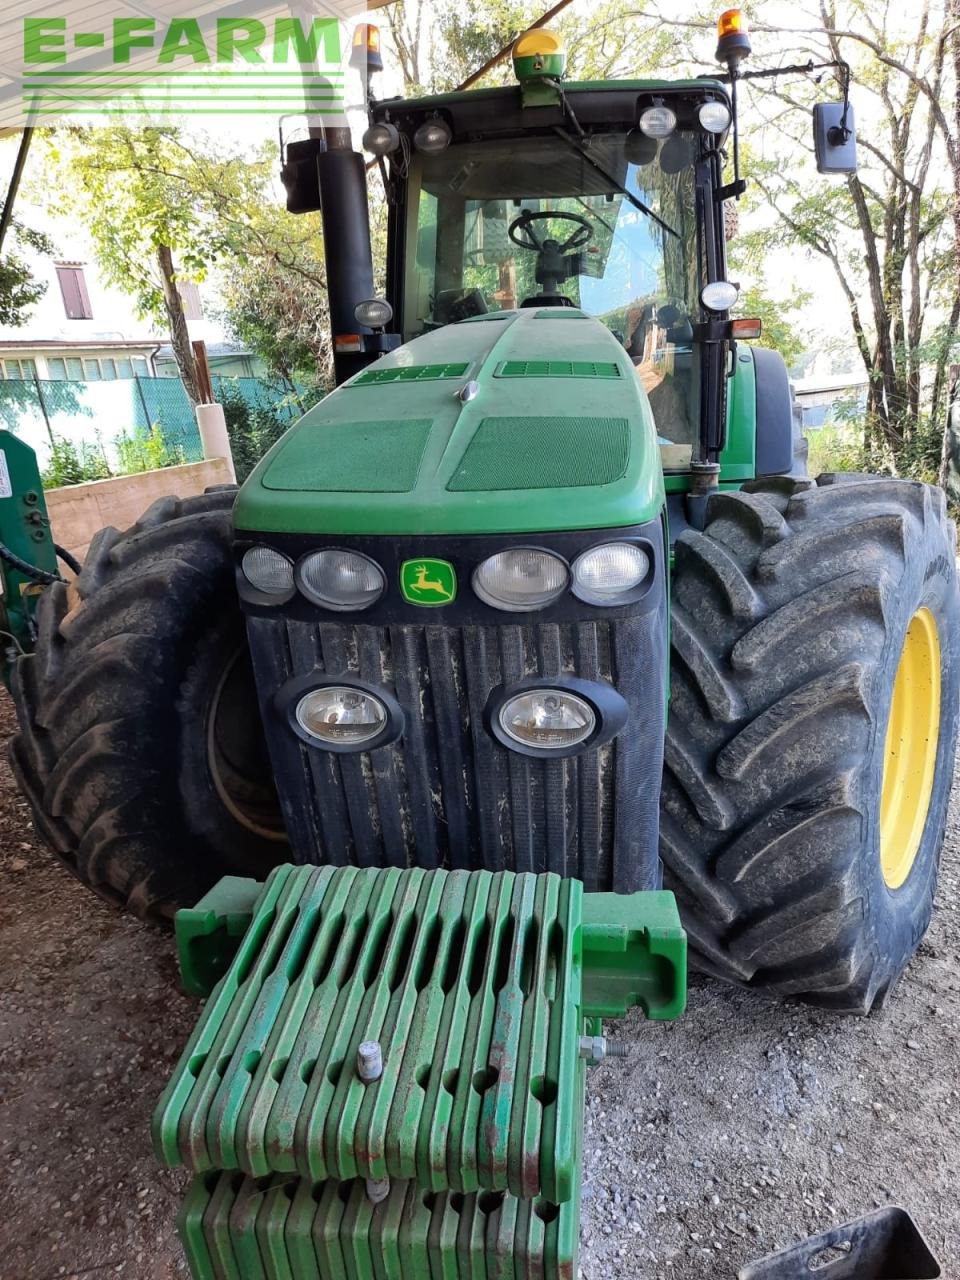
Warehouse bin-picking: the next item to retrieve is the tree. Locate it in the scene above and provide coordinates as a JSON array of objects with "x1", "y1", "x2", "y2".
[
  {"x1": 41, "y1": 128, "x2": 229, "y2": 403},
  {"x1": 382, "y1": 0, "x2": 664, "y2": 93},
  {"x1": 40, "y1": 128, "x2": 340, "y2": 397},
  {"x1": 220, "y1": 247, "x2": 329, "y2": 389},
  {"x1": 735, "y1": 282, "x2": 812, "y2": 373},
  {"x1": 0, "y1": 220, "x2": 54, "y2": 328},
  {"x1": 623, "y1": 0, "x2": 959, "y2": 478}
]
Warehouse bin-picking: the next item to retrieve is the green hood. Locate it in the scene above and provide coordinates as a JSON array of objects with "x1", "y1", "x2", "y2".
[{"x1": 234, "y1": 310, "x2": 663, "y2": 537}]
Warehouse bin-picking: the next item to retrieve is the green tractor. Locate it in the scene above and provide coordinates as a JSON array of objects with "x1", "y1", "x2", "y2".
[{"x1": 2, "y1": 20, "x2": 958, "y2": 1023}]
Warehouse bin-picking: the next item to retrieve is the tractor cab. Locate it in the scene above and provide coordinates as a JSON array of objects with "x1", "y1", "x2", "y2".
[{"x1": 369, "y1": 73, "x2": 732, "y2": 479}]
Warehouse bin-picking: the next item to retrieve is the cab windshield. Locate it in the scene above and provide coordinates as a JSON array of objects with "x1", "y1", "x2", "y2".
[{"x1": 404, "y1": 131, "x2": 702, "y2": 469}]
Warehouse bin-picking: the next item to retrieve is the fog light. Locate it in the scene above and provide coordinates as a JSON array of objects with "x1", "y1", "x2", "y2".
[
  {"x1": 639, "y1": 105, "x2": 677, "y2": 138},
  {"x1": 242, "y1": 546, "x2": 294, "y2": 596},
  {"x1": 296, "y1": 687, "x2": 387, "y2": 747},
  {"x1": 498, "y1": 689, "x2": 595, "y2": 750}
]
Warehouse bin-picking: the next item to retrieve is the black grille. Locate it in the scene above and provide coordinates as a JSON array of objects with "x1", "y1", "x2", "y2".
[{"x1": 247, "y1": 611, "x2": 665, "y2": 893}]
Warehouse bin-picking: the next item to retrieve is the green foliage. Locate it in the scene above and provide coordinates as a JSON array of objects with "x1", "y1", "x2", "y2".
[
  {"x1": 219, "y1": 388, "x2": 297, "y2": 485},
  {"x1": 42, "y1": 424, "x2": 184, "y2": 488},
  {"x1": 114, "y1": 423, "x2": 185, "y2": 473},
  {"x1": 38, "y1": 128, "x2": 336, "y2": 387},
  {"x1": 0, "y1": 219, "x2": 56, "y2": 328},
  {"x1": 42, "y1": 436, "x2": 112, "y2": 488},
  {"x1": 41, "y1": 127, "x2": 231, "y2": 324},
  {"x1": 735, "y1": 284, "x2": 811, "y2": 374}
]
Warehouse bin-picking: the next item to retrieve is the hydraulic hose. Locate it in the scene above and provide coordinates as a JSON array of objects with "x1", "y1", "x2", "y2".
[
  {"x1": 0, "y1": 540, "x2": 64, "y2": 585},
  {"x1": 55, "y1": 544, "x2": 82, "y2": 576}
]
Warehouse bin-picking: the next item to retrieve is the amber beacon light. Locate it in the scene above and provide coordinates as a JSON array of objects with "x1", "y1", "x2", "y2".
[
  {"x1": 715, "y1": 9, "x2": 752, "y2": 65},
  {"x1": 351, "y1": 23, "x2": 383, "y2": 74}
]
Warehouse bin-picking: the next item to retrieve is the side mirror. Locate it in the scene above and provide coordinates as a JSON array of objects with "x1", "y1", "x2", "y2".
[{"x1": 813, "y1": 102, "x2": 857, "y2": 174}]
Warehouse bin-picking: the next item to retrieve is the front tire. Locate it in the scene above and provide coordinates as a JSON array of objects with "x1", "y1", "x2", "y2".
[
  {"x1": 9, "y1": 492, "x2": 287, "y2": 921},
  {"x1": 662, "y1": 474, "x2": 960, "y2": 1012}
]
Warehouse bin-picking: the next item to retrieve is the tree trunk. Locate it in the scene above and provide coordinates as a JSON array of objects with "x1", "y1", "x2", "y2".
[{"x1": 157, "y1": 243, "x2": 202, "y2": 407}]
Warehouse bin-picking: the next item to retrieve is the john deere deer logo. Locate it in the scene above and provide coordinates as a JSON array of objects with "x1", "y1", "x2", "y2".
[{"x1": 400, "y1": 558, "x2": 457, "y2": 606}]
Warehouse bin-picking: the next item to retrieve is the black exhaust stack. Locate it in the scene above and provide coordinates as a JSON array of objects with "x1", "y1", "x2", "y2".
[{"x1": 281, "y1": 25, "x2": 396, "y2": 386}]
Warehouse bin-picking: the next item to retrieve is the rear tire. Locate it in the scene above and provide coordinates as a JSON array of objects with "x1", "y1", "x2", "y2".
[
  {"x1": 662, "y1": 473, "x2": 960, "y2": 1012},
  {"x1": 9, "y1": 492, "x2": 287, "y2": 921}
]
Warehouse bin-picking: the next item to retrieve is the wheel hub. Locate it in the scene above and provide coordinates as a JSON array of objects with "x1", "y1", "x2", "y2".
[{"x1": 880, "y1": 607, "x2": 941, "y2": 889}]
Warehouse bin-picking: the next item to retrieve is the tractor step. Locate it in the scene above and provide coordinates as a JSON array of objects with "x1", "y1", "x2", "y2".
[
  {"x1": 179, "y1": 1171, "x2": 577, "y2": 1280},
  {"x1": 156, "y1": 864, "x2": 686, "y2": 1279}
]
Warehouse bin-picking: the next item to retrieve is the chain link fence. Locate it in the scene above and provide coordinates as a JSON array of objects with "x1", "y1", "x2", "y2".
[{"x1": 0, "y1": 374, "x2": 318, "y2": 479}]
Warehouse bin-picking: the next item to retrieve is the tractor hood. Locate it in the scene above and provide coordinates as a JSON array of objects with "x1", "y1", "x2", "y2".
[{"x1": 234, "y1": 310, "x2": 663, "y2": 537}]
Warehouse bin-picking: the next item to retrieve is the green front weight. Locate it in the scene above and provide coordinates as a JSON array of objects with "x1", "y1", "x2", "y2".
[{"x1": 157, "y1": 865, "x2": 686, "y2": 1278}]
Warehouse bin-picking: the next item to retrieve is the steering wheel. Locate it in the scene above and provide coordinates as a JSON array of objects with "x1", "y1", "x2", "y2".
[{"x1": 508, "y1": 209, "x2": 593, "y2": 253}]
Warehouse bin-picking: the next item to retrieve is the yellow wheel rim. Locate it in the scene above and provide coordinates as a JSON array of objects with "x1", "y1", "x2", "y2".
[{"x1": 880, "y1": 607, "x2": 941, "y2": 889}]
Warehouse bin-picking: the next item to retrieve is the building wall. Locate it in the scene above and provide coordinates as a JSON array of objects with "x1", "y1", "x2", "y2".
[{"x1": 0, "y1": 211, "x2": 229, "y2": 356}]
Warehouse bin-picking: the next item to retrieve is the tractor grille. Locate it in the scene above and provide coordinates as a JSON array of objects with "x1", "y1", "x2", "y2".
[{"x1": 246, "y1": 611, "x2": 665, "y2": 892}]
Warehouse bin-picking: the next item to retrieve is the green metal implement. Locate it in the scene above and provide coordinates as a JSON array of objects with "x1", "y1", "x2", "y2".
[
  {"x1": 156, "y1": 865, "x2": 686, "y2": 1278},
  {"x1": 0, "y1": 428, "x2": 58, "y2": 688}
]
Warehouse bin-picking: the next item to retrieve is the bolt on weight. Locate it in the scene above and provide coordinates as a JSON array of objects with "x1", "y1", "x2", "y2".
[
  {"x1": 578, "y1": 1035, "x2": 629, "y2": 1062},
  {"x1": 365, "y1": 1176, "x2": 391, "y2": 1204},
  {"x1": 357, "y1": 1039, "x2": 383, "y2": 1082}
]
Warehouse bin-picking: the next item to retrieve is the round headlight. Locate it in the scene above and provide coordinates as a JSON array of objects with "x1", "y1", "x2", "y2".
[
  {"x1": 296, "y1": 687, "x2": 387, "y2": 747},
  {"x1": 242, "y1": 546, "x2": 294, "y2": 596},
  {"x1": 414, "y1": 119, "x2": 452, "y2": 152},
  {"x1": 699, "y1": 101, "x2": 731, "y2": 133},
  {"x1": 639, "y1": 106, "x2": 677, "y2": 139},
  {"x1": 473, "y1": 549, "x2": 568, "y2": 612},
  {"x1": 354, "y1": 297, "x2": 393, "y2": 329},
  {"x1": 498, "y1": 690, "x2": 596, "y2": 751},
  {"x1": 700, "y1": 280, "x2": 740, "y2": 312},
  {"x1": 298, "y1": 549, "x2": 385, "y2": 611},
  {"x1": 572, "y1": 543, "x2": 650, "y2": 606},
  {"x1": 362, "y1": 122, "x2": 400, "y2": 156}
]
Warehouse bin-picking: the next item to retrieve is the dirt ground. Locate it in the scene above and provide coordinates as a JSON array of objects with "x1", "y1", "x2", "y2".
[{"x1": 1, "y1": 689, "x2": 959, "y2": 1280}]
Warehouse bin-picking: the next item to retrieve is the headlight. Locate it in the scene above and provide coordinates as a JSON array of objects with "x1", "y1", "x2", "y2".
[
  {"x1": 698, "y1": 101, "x2": 731, "y2": 133},
  {"x1": 498, "y1": 690, "x2": 596, "y2": 750},
  {"x1": 298, "y1": 549, "x2": 385, "y2": 611},
  {"x1": 571, "y1": 543, "x2": 650, "y2": 606},
  {"x1": 414, "y1": 119, "x2": 452, "y2": 152},
  {"x1": 242, "y1": 546, "x2": 294, "y2": 596},
  {"x1": 473, "y1": 548, "x2": 568, "y2": 612},
  {"x1": 296, "y1": 687, "x2": 387, "y2": 747},
  {"x1": 639, "y1": 105, "x2": 677, "y2": 138}
]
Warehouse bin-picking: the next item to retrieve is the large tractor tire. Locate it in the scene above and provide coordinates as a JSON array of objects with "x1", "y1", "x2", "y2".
[
  {"x1": 9, "y1": 491, "x2": 287, "y2": 921},
  {"x1": 662, "y1": 473, "x2": 960, "y2": 1013}
]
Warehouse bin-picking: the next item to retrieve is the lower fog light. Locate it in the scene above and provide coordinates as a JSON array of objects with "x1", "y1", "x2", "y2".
[
  {"x1": 296, "y1": 686, "x2": 388, "y2": 748},
  {"x1": 498, "y1": 689, "x2": 596, "y2": 751}
]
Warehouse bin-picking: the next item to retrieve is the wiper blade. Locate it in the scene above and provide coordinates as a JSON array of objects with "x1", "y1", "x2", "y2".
[{"x1": 553, "y1": 126, "x2": 679, "y2": 240}]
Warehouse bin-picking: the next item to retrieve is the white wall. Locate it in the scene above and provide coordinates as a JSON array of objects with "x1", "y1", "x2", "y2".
[{"x1": 0, "y1": 210, "x2": 229, "y2": 348}]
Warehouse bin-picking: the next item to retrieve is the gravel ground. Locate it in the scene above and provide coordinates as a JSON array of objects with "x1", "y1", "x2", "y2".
[{"x1": 1, "y1": 687, "x2": 959, "y2": 1279}]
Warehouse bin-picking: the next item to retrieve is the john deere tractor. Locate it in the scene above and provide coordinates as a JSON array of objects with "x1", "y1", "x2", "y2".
[
  {"x1": 3, "y1": 15, "x2": 958, "y2": 1275},
  {"x1": 3, "y1": 21, "x2": 958, "y2": 1018}
]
